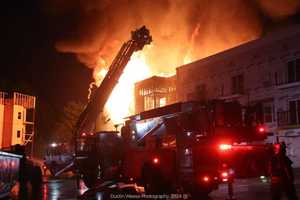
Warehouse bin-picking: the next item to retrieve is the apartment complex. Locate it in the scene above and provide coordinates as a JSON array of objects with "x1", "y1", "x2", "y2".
[
  {"x1": 176, "y1": 25, "x2": 300, "y2": 166},
  {"x1": 0, "y1": 92, "x2": 36, "y2": 149}
]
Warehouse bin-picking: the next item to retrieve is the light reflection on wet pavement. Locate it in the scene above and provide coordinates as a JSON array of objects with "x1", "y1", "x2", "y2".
[
  {"x1": 12, "y1": 169, "x2": 300, "y2": 200},
  {"x1": 42, "y1": 178, "x2": 78, "y2": 200}
]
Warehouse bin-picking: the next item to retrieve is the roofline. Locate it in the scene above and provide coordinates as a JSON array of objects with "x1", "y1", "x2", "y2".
[{"x1": 176, "y1": 24, "x2": 300, "y2": 71}]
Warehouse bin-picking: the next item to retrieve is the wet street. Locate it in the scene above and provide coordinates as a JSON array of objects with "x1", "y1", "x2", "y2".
[
  {"x1": 42, "y1": 178, "x2": 78, "y2": 200},
  {"x1": 17, "y1": 169, "x2": 300, "y2": 200}
]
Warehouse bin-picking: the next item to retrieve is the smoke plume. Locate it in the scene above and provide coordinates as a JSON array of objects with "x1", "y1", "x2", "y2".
[{"x1": 45, "y1": 0, "x2": 300, "y2": 74}]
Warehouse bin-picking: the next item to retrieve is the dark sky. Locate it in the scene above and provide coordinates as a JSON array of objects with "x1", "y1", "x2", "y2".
[{"x1": 1, "y1": 0, "x2": 92, "y2": 147}]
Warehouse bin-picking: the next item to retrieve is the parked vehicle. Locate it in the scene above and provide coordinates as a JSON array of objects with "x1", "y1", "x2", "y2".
[{"x1": 0, "y1": 150, "x2": 22, "y2": 198}]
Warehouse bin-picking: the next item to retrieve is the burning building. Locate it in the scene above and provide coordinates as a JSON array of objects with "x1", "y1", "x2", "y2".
[
  {"x1": 134, "y1": 25, "x2": 300, "y2": 166},
  {"x1": 134, "y1": 75, "x2": 176, "y2": 113},
  {"x1": 176, "y1": 25, "x2": 300, "y2": 139},
  {"x1": 0, "y1": 92, "x2": 36, "y2": 150}
]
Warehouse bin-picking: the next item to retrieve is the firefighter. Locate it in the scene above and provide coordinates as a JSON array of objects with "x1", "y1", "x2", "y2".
[
  {"x1": 269, "y1": 142, "x2": 298, "y2": 200},
  {"x1": 13, "y1": 144, "x2": 29, "y2": 200}
]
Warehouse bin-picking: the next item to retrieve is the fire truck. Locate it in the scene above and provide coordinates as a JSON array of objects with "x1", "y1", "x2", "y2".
[
  {"x1": 77, "y1": 100, "x2": 273, "y2": 195},
  {"x1": 118, "y1": 100, "x2": 272, "y2": 195}
]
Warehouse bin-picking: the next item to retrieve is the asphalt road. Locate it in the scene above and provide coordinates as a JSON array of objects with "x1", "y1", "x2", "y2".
[{"x1": 25, "y1": 168, "x2": 300, "y2": 200}]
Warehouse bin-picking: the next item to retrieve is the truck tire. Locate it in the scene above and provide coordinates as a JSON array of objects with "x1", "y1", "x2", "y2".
[
  {"x1": 182, "y1": 184, "x2": 212, "y2": 199},
  {"x1": 81, "y1": 165, "x2": 100, "y2": 188},
  {"x1": 141, "y1": 163, "x2": 172, "y2": 195},
  {"x1": 82, "y1": 172, "x2": 98, "y2": 188}
]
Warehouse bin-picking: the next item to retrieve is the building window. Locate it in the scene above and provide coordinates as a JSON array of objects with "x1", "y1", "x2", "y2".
[
  {"x1": 274, "y1": 72, "x2": 278, "y2": 85},
  {"x1": 287, "y1": 59, "x2": 300, "y2": 83},
  {"x1": 231, "y1": 74, "x2": 244, "y2": 94},
  {"x1": 159, "y1": 97, "x2": 166, "y2": 107},
  {"x1": 289, "y1": 100, "x2": 300, "y2": 125},
  {"x1": 263, "y1": 102, "x2": 274, "y2": 123},
  {"x1": 17, "y1": 130, "x2": 21, "y2": 138},
  {"x1": 144, "y1": 96, "x2": 154, "y2": 111},
  {"x1": 18, "y1": 112, "x2": 22, "y2": 119}
]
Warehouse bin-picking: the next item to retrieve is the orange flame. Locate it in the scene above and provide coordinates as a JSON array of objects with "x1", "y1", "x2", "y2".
[{"x1": 94, "y1": 52, "x2": 151, "y2": 124}]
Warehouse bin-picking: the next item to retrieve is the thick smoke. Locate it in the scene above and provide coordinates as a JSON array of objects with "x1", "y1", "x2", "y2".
[
  {"x1": 45, "y1": 0, "x2": 300, "y2": 74},
  {"x1": 258, "y1": 0, "x2": 300, "y2": 20}
]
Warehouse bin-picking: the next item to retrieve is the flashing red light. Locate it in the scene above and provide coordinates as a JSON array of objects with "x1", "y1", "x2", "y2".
[
  {"x1": 153, "y1": 157, "x2": 159, "y2": 164},
  {"x1": 81, "y1": 132, "x2": 87, "y2": 137},
  {"x1": 203, "y1": 176, "x2": 210, "y2": 182},
  {"x1": 221, "y1": 172, "x2": 228, "y2": 178},
  {"x1": 274, "y1": 143, "x2": 281, "y2": 154},
  {"x1": 219, "y1": 144, "x2": 232, "y2": 151},
  {"x1": 222, "y1": 178, "x2": 228, "y2": 182},
  {"x1": 258, "y1": 126, "x2": 265, "y2": 133}
]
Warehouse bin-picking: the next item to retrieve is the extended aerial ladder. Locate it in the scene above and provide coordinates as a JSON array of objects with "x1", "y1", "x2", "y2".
[
  {"x1": 72, "y1": 26, "x2": 152, "y2": 184},
  {"x1": 74, "y1": 26, "x2": 152, "y2": 139},
  {"x1": 45, "y1": 26, "x2": 151, "y2": 178}
]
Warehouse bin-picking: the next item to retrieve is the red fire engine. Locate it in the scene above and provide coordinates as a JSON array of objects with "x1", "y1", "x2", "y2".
[
  {"x1": 121, "y1": 100, "x2": 271, "y2": 194},
  {"x1": 77, "y1": 100, "x2": 272, "y2": 196}
]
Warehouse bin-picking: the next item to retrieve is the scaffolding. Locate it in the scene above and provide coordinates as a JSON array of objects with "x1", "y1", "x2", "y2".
[
  {"x1": 13, "y1": 92, "x2": 36, "y2": 109},
  {"x1": 134, "y1": 75, "x2": 177, "y2": 113}
]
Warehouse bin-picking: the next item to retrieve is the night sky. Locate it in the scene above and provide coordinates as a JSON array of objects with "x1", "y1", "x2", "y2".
[{"x1": 1, "y1": 0, "x2": 92, "y2": 152}]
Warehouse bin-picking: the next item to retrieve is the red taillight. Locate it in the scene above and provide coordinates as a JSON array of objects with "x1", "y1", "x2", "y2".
[
  {"x1": 81, "y1": 132, "x2": 87, "y2": 137},
  {"x1": 258, "y1": 126, "x2": 265, "y2": 133},
  {"x1": 203, "y1": 176, "x2": 210, "y2": 182},
  {"x1": 219, "y1": 144, "x2": 232, "y2": 151},
  {"x1": 153, "y1": 157, "x2": 159, "y2": 164},
  {"x1": 221, "y1": 172, "x2": 228, "y2": 178}
]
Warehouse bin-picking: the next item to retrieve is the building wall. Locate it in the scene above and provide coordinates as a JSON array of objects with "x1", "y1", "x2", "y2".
[
  {"x1": 177, "y1": 25, "x2": 300, "y2": 166},
  {"x1": 0, "y1": 105, "x2": 4, "y2": 148},
  {"x1": 2, "y1": 101, "x2": 13, "y2": 148},
  {"x1": 11, "y1": 105, "x2": 25, "y2": 145}
]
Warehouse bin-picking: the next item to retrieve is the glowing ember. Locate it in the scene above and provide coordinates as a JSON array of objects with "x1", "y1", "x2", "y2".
[{"x1": 95, "y1": 52, "x2": 151, "y2": 124}]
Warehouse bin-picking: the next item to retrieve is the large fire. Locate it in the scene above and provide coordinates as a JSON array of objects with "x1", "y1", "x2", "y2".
[{"x1": 94, "y1": 52, "x2": 151, "y2": 124}]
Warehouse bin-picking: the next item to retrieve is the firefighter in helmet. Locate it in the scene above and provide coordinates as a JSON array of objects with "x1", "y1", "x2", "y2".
[{"x1": 269, "y1": 142, "x2": 298, "y2": 200}]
